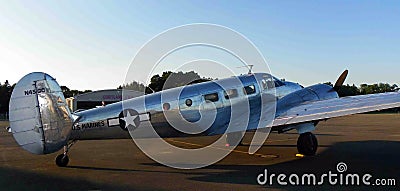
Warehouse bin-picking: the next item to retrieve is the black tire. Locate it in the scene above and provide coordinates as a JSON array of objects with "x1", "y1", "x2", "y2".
[
  {"x1": 297, "y1": 132, "x2": 318, "y2": 156},
  {"x1": 55, "y1": 154, "x2": 69, "y2": 167},
  {"x1": 226, "y1": 132, "x2": 244, "y2": 146}
]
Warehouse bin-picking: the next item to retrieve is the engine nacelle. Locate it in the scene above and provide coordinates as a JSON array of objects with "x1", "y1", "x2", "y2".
[
  {"x1": 276, "y1": 84, "x2": 339, "y2": 116},
  {"x1": 9, "y1": 72, "x2": 73, "y2": 154}
]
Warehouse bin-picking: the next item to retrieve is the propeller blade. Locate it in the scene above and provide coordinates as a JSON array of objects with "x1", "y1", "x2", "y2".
[{"x1": 334, "y1": 70, "x2": 348, "y2": 91}]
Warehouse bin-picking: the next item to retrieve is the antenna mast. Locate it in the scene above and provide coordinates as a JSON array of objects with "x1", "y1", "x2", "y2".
[
  {"x1": 247, "y1": 64, "x2": 254, "y2": 74},
  {"x1": 237, "y1": 64, "x2": 254, "y2": 74}
]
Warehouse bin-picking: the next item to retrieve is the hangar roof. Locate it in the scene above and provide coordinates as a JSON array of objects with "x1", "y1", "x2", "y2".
[{"x1": 74, "y1": 89, "x2": 144, "y2": 102}]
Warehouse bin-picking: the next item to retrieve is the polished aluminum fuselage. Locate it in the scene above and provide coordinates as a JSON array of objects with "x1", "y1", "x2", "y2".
[{"x1": 70, "y1": 73, "x2": 304, "y2": 140}]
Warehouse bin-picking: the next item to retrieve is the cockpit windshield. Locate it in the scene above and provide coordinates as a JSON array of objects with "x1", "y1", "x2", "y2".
[{"x1": 261, "y1": 74, "x2": 284, "y2": 90}]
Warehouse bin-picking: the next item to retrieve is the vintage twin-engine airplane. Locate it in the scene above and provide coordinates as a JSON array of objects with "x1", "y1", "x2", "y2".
[{"x1": 8, "y1": 71, "x2": 400, "y2": 167}]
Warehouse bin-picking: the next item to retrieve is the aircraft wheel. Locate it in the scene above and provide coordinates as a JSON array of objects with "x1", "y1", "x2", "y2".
[
  {"x1": 226, "y1": 132, "x2": 244, "y2": 146},
  {"x1": 55, "y1": 154, "x2": 69, "y2": 167},
  {"x1": 297, "y1": 132, "x2": 318, "y2": 156}
]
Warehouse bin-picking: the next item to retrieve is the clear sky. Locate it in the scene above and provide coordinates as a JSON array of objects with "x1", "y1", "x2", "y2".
[{"x1": 0, "y1": 0, "x2": 399, "y2": 90}]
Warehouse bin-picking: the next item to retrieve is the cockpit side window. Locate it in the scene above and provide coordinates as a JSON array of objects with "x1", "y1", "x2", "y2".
[
  {"x1": 262, "y1": 77, "x2": 275, "y2": 89},
  {"x1": 262, "y1": 75, "x2": 284, "y2": 90},
  {"x1": 223, "y1": 89, "x2": 238, "y2": 99},
  {"x1": 243, "y1": 84, "x2": 256, "y2": 95}
]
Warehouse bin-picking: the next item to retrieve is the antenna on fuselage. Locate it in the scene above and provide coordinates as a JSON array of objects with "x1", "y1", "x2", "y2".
[
  {"x1": 147, "y1": 86, "x2": 155, "y2": 93},
  {"x1": 136, "y1": 80, "x2": 155, "y2": 94},
  {"x1": 237, "y1": 64, "x2": 254, "y2": 74}
]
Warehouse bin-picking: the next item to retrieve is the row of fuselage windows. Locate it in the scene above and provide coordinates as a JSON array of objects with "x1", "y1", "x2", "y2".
[{"x1": 184, "y1": 84, "x2": 257, "y2": 107}]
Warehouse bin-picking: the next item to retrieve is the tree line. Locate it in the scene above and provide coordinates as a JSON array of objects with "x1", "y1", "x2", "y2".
[
  {"x1": 324, "y1": 82, "x2": 399, "y2": 97},
  {"x1": 61, "y1": 86, "x2": 92, "y2": 98},
  {"x1": 0, "y1": 81, "x2": 14, "y2": 115},
  {"x1": 118, "y1": 71, "x2": 212, "y2": 94}
]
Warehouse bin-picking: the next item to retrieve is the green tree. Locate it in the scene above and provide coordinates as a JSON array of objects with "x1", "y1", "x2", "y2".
[
  {"x1": 337, "y1": 84, "x2": 360, "y2": 97},
  {"x1": 378, "y1": 83, "x2": 392, "y2": 93},
  {"x1": 120, "y1": 81, "x2": 146, "y2": 92},
  {"x1": 148, "y1": 71, "x2": 211, "y2": 93},
  {"x1": 61, "y1": 85, "x2": 92, "y2": 98},
  {"x1": 121, "y1": 71, "x2": 212, "y2": 94},
  {"x1": 360, "y1": 83, "x2": 397, "y2": 94},
  {"x1": 0, "y1": 81, "x2": 14, "y2": 114}
]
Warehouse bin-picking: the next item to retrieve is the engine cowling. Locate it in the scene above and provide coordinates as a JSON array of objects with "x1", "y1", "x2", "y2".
[
  {"x1": 276, "y1": 84, "x2": 339, "y2": 116},
  {"x1": 9, "y1": 72, "x2": 73, "y2": 154}
]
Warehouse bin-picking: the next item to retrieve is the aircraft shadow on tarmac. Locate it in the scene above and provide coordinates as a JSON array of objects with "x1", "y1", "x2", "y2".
[
  {"x1": 0, "y1": 167, "x2": 144, "y2": 191},
  {"x1": 67, "y1": 140, "x2": 399, "y2": 190},
  {"x1": 1, "y1": 140, "x2": 398, "y2": 191},
  {"x1": 65, "y1": 165, "x2": 199, "y2": 176},
  {"x1": 142, "y1": 140, "x2": 400, "y2": 190},
  {"x1": 279, "y1": 132, "x2": 341, "y2": 136},
  {"x1": 239, "y1": 144, "x2": 331, "y2": 148}
]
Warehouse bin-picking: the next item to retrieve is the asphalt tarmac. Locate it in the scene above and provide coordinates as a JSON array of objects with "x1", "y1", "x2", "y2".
[{"x1": 1, "y1": 114, "x2": 399, "y2": 191}]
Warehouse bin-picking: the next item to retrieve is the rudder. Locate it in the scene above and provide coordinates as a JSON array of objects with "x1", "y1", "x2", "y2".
[{"x1": 9, "y1": 72, "x2": 73, "y2": 154}]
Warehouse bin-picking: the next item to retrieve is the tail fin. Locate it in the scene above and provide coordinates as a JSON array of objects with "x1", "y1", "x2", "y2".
[{"x1": 9, "y1": 72, "x2": 73, "y2": 154}]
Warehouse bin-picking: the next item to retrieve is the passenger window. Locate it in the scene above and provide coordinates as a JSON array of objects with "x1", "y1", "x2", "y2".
[
  {"x1": 204, "y1": 93, "x2": 219, "y2": 102},
  {"x1": 224, "y1": 89, "x2": 238, "y2": 99},
  {"x1": 185, "y1": 99, "x2": 192, "y2": 107},
  {"x1": 163, "y1": 103, "x2": 170, "y2": 110},
  {"x1": 243, "y1": 85, "x2": 256, "y2": 95}
]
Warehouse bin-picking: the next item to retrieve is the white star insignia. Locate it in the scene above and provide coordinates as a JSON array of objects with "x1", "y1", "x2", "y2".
[{"x1": 121, "y1": 111, "x2": 138, "y2": 128}]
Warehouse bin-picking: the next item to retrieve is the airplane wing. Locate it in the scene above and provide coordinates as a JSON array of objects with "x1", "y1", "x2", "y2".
[{"x1": 272, "y1": 92, "x2": 400, "y2": 127}]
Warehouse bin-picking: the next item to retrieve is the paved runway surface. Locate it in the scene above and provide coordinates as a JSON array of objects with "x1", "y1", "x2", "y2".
[{"x1": 1, "y1": 114, "x2": 399, "y2": 190}]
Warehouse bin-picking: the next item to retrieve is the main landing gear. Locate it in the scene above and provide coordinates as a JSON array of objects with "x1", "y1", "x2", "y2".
[
  {"x1": 297, "y1": 132, "x2": 318, "y2": 156},
  {"x1": 55, "y1": 140, "x2": 77, "y2": 167},
  {"x1": 55, "y1": 152, "x2": 69, "y2": 167}
]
